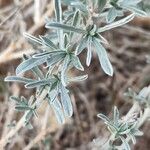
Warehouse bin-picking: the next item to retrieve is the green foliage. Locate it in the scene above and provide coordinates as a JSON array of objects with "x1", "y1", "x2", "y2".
[
  {"x1": 97, "y1": 106, "x2": 143, "y2": 150},
  {"x1": 4, "y1": 1, "x2": 148, "y2": 149},
  {"x1": 125, "y1": 86, "x2": 150, "y2": 107}
]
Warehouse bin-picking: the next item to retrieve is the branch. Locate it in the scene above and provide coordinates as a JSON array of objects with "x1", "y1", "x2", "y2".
[{"x1": 0, "y1": 87, "x2": 49, "y2": 148}]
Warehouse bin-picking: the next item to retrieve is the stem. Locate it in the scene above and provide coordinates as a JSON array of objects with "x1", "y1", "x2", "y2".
[
  {"x1": 34, "y1": 0, "x2": 41, "y2": 23},
  {"x1": 124, "y1": 101, "x2": 141, "y2": 120},
  {"x1": 102, "y1": 102, "x2": 141, "y2": 149},
  {"x1": 55, "y1": 0, "x2": 64, "y2": 49},
  {"x1": 103, "y1": 135, "x2": 115, "y2": 150},
  {"x1": 137, "y1": 107, "x2": 150, "y2": 128},
  {"x1": 87, "y1": 0, "x2": 94, "y2": 25},
  {"x1": 117, "y1": 106, "x2": 150, "y2": 150},
  {"x1": 0, "y1": 87, "x2": 49, "y2": 148}
]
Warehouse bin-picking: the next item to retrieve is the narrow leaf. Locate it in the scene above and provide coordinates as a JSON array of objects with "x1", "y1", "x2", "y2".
[
  {"x1": 23, "y1": 54, "x2": 44, "y2": 79},
  {"x1": 5, "y1": 76, "x2": 34, "y2": 84},
  {"x1": 113, "y1": 106, "x2": 119, "y2": 125},
  {"x1": 120, "y1": 0, "x2": 142, "y2": 6},
  {"x1": 39, "y1": 36, "x2": 58, "y2": 49},
  {"x1": 106, "y1": 7, "x2": 118, "y2": 23},
  {"x1": 98, "y1": 14, "x2": 135, "y2": 33},
  {"x1": 70, "y1": 1, "x2": 88, "y2": 13},
  {"x1": 68, "y1": 74, "x2": 88, "y2": 82},
  {"x1": 46, "y1": 22, "x2": 86, "y2": 34},
  {"x1": 71, "y1": 55, "x2": 84, "y2": 71},
  {"x1": 60, "y1": 85, "x2": 73, "y2": 117},
  {"x1": 61, "y1": 55, "x2": 70, "y2": 86},
  {"x1": 75, "y1": 35, "x2": 88, "y2": 55},
  {"x1": 33, "y1": 50, "x2": 65, "y2": 58},
  {"x1": 25, "y1": 78, "x2": 54, "y2": 89},
  {"x1": 86, "y1": 37, "x2": 92, "y2": 66},
  {"x1": 97, "y1": 0, "x2": 107, "y2": 13},
  {"x1": 125, "y1": 6, "x2": 147, "y2": 16},
  {"x1": 97, "y1": 113, "x2": 111, "y2": 123},
  {"x1": 51, "y1": 98, "x2": 65, "y2": 124},
  {"x1": 46, "y1": 53, "x2": 65, "y2": 67},
  {"x1": 16, "y1": 57, "x2": 46, "y2": 75},
  {"x1": 93, "y1": 38, "x2": 113, "y2": 76},
  {"x1": 120, "y1": 136, "x2": 131, "y2": 150},
  {"x1": 23, "y1": 32, "x2": 42, "y2": 45},
  {"x1": 55, "y1": 0, "x2": 62, "y2": 22},
  {"x1": 15, "y1": 105, "x2": 32, "y2": 111}
]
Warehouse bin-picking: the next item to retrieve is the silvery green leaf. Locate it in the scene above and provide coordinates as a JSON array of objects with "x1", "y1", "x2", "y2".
[
  {"x1": 97, "y1": 0, "x2": 107, "y2": 13},
  {"x1": 120, "y1": 136, "x2": 130, "y2": 150},
  {"x1": 86, "y1": 37, "x2": 92, "y2": 66},
  {"x1": 68, "y1": 74, "x2": 88, "y2": 82},
  {"x1": 93, "y1": 38, "x2": 113, "y2": 76},
  {"x1": 60, "y1": 85, "x2": 73, "y2": 117},
  {"x1": 64, "y1": 12, "x2": 74, "y2": 23},
  {"x1": 10, "y1": 96, "x2": 20, "y2": 103},
  {"x1": 16, "y1": 57, "x2": 46, "y2": 75},
  {"x1": 50, "y1": 77, "x2": 59, "y2": 91},
  {"x1": 98, "y1": 14, "x2": 135, "y2": 33},
  {"x1": 55, "y1": 0, "x2": 64, "y2": 49},
  {"x1": 138, "y1": 86, "x2": 149, "y2": 99},
  {"x1": 72, "y1": 10, "x2": 80, "y2": 27},
  {"x1": 96, "y1": 33, "x2": 108, "y2": 45},
  {"x1": 89, "y1": 24, "x2": 97, "y2": 36},
  {"x1": 100, "y1": 117, "x2": 118, "y2": 132},
  {"x1": 62, "y1": 0, "x2": 76, "y2": 5},
  {"x1": 25, "y1": 110, "x2": 33, "y2": 123},
  {"x1": 55, "y1": 0, "x2": 62, "y2": 22},
  {"x1": 61, "y1": 55, "x2": 70, "y2": 86},
  {"x1": 113, "y1": 106, "x2": 119, "y2": 125},
  {"x1": 106, "y1": 7, "x2": 118, "y2": 23},
  {"x1": 23, "y1": 54, "x2": 44, "y2": 79},
  {"x1": 21, "y1": 97, "x2": 28, "y2": 105},
  {"x1": 23, "y1": 32, "x2": 43, "y2": 45},
  {"x1": 49, "y1": 89, "x2": 58, "y2": 102},
  {"x1": 97, "y1": 113, "x2": 111, "y2": 123},
  {"x1": 75, "y1": 35, "x2": 88, "y2": 55},
  {"x1": 128, "y1": 133, "x2": 136, "y2": 144},
  {"x1": 64, "y1": 34, "x2": 69, "y2": 48},
  {"x1": 50, "y1": 98, "x2": 65, "y2": 124},
  {"x1": 125, "y1": 5, "x2": 147, "y2": 16},
  {"x1": 133, "y1": 129, "x2": 143, "y2": 136},
  {"x1": 5, "y1": 76, "x2": 34, "y2": 84},
  {"x1": 25, "y1": 78, "x2": 53, "y2": 89},
  {"x1": 46, "y1": 53, "x2": 65, "y2": 67},
  {"x1": 45, "y1": 22, "x2": 86, "y2": 34},
  {"x1": 120, "y1": 0, "x2": 142, "y2": 6},
  {"x1": 39, "y1": 36, "x2": 58, "y2": 49},
  {"x1": 119, "y1": 128, "x2": 131, "y2": 135},
  {"x1": 119, "y1": 122, "x2": 128, "y2": 132},
  {"x1": 25, "y1": 122, "x2": 33, "y2": 130},
  {"x1": 70, "y1": 10, "x2": 80, "y2": 38},
  {"x1": 71, "y1": 55, "x2": 84, "y2": 71},
  {"x1": 70, "y1": 2, "x2": 88, "y2": 14},
  {"x1": 15, "y1": 105, "x2": 32, "y2": 111},
  {"x1": 124, "y1": 88, "x2": 137, "y2": 99},
  {"x1": 28, "y1": 96, "x2": 35, "y2": 106},
  {"x1": 33, "y1": 50, "x2": 65, "y2": 58}
]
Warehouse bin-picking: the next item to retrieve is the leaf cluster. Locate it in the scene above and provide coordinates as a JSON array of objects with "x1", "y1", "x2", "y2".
[
  {"x1": 4, "y1": 0, "x2": 147, "y2": 128},
  {"x1": 97, "y1": 107, "x2": 143, "y2": 150}
]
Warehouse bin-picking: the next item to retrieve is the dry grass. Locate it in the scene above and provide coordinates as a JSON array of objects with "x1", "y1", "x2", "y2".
[{"x1": 0, "y1": 0, "x2": 150, "y2": 149}]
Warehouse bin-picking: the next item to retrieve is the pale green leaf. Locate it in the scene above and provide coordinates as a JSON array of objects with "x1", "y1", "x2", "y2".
[
  {"x1": 46, "y1": 22, "x2": 86, "y2": 34},
  {"x1": 93, "y1": 38, "x2": 113, "y2": 76},
  {"x1": 98, "y1": 14, "x2": 135, "y2": 33},
  {"x1": 60, "y1": 85, "x2": 73, "y2": 117}
]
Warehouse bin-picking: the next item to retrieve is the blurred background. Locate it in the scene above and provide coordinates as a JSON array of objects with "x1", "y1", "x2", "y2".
[{"x1": 0, "y1": 0, "x2": 150, "y2": 149}]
